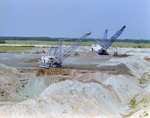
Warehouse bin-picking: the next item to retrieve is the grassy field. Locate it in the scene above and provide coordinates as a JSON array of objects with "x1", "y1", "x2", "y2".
[
  {"x1": 1, "y1": 40, "x2": 150, "y2": 51},
  {"x1": 5, "y1": 40, "x2": 95, "y2": 46},
  {"x1": 111, "y1": 42, "x2": 150, "y2": 48},
  {"x1": 0, "y1": 46, "x2": 34, "y2": 51},
  {"x1": 5, "y1": 40, "x2": 57, "y2": 45}
]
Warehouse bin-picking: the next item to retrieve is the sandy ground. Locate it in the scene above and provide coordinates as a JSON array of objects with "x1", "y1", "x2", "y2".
[
  {"x1": 0, "y1": 50, "x2": 132, "y2": 77},
  {"x1": 0, "y1": 47, "x2": 122, "y2": 70},
  {"x1": 1, "y1": 46, "x2": 150, "y2": 117},
  {"x1": 0, "y1": 49, "x2": 112, "y2": 68}
]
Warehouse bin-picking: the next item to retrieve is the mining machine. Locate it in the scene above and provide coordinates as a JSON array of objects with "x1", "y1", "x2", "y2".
[
  {"x1": 40, "y1": 32, "x2": 91, "y2": 68},
  {"x1": 91, "y1": 25, "x2": 126, "y2": 55}
]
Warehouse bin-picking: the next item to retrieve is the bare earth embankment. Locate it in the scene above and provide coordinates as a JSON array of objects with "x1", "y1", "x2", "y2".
[{"x1": 1, "y1": 46, "x2": 150, "y2": 117}]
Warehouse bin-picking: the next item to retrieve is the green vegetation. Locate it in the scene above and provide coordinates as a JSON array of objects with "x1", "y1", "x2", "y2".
[
  {"x1": 139, "y1": 111, "x2": 148, "y2": 117},
  {"x1": 139, "y1": 72, "x2": 150, "y2": 84},
  {"x1": 127, "y1": 113, "x2": 132, "y2": 117},
  {"x1": 128, "y1": 96, "x2": 150, "y2": 117},
  {"x1": 0, "y1": 36, "x2": 96, "y2": 42},
  {"x1": 130, "y1": 98, "x2": 136, "y2": 106},
  {"x1": 0, "y1": 46, "x2": 34, "y2": 51},
  {"x1": 126, "y1": 109, "x2": 142, "y2": 117},
  {"x1": 129, "y1": 97, "x2": 150, "y2": 107},
  {"x1": 136, "y1": 108, "x2": 141, "y2": 112},
  {"x1": 139, "y1": 78, "x2": 148, "y2": 84},
  {"x1": 0, "y1": 36, "x2": 150, "y2": 43},
  {"x1": 5, "y1": 40, "x2": 58, "y2": 45},
  {"x1": 144, "y1": 112, "x2": 148, "y2": 117},
  {"x1": 1, "y1": 39, "x2": 150, "y2": 52},
  {"x1": 119, "y1": 113, "x2": 124, "y2": 116},
  {"x1": 3, "y1": 40, "x2": 150, "y2": 48},
  {"x1": 139, "y1": 98, "x2": 149, "y2": 104},
  {"x1": 0, "y1": 40, "x2": 5, "y2": 44},
  {"x1": 5, "y1": 40, "x2": 95, "y2": 46},
  {"x1": 111, "y1": 42, "x2": 150, "y2": 48}
]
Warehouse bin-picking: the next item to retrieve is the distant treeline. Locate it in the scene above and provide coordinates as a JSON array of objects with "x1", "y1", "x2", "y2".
[
  {"x1": 0, "y1": 36, "x2": 150, "y2": 43},
  {"x1": 0, "y1": 36, "x2": 95, "y2": 42}
]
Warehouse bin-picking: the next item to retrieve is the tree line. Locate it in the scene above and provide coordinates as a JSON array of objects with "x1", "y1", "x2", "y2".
[{"x1": 0, "y1": 36, "x2": 150, "y2": 43}]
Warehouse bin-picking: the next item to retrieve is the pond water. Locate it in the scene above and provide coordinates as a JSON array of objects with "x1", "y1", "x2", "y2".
[{"x1": 18, "y1": 87, "x2": 46, "y2": 98}]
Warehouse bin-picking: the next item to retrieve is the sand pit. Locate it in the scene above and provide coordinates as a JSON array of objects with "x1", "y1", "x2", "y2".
[{"x1": 0, "y1": 47, "x2": 150, "y2": 117}]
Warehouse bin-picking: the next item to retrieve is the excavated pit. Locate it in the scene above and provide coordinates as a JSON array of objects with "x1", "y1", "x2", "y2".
[
  {"x1": 1, "y1": 47, "x2": 150, "y2": 117},
  {"x1": 19, "y1": 64, "x2": 133, "y2": 88},
  {"x1": 0, "y1": 63, "x2": 134, "y2": 104}
]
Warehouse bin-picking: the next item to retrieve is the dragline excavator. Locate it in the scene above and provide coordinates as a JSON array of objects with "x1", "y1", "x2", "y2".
[
  {"x1": 91, "y1": 25, "x2": 126, "y2": 55},
  {"x1": 39, "y1": 32, "x2": 91, "y2": 68}
]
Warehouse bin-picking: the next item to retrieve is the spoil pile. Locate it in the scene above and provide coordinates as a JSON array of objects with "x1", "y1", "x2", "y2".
[
  {"x1": 108, "y1": 56, "x2": 150, "y2": 79},
  {"x1": 0, "y1": 80, "x2": 126, "y2": 118},
  {"x1": 99, "y1": 63, "x2": 133, "y2": 76},
  {"x1": 80, "y1": 51, "x2": 100, "y2": 59},
  {"x1": 74, "y1": 71, "x2": 111, "y2": 83},
  {"x1": 144, "y1": 57, "x2": 150, "y2": 62},
  {"x1": 102, "y1": 75, "x2": 141, "y2": 103},
  {"x1": 113, "y1": 51, "x2": 130, "y2": 57}
]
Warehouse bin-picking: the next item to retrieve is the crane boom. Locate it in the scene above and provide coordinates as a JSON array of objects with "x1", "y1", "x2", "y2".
[
  {"x1": 103, "y1": 25, "x2": 126, "y2": 50},
  {"x1": 58, "y1": 32, "x2": 91, "y2": 63},
  {"x1": 101, "y1": 29, "x2": 108, "y2": 47}
]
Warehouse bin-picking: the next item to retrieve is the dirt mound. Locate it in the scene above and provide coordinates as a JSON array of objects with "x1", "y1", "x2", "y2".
[
  {"x1": 74, "y1": 72, "x2": 111, "y2": 83},
  {"x1": 113, "y1": 52, "x2": 130, "y2": 58},
  {"x1": 22, "y1": 68, "x2": 75, "y2": 76},
  {"x1": 21, "y1": 63, "x2": 133, "y2": 88},
  {"x1": 102, "y1": 75, "x2": 141, "y2": 103},
  {"x1": 99, "y1": 63, "x2": 133, "y2": 76},
  {"x1": 144, "y1": 57, "x2": 150, "y2": 62},
  {"x1": 80, "y1": 51, "x2": 100, "y2": 59},
  {"x1": 0, "y1": 80, "x2": 124, "y2": 118}
]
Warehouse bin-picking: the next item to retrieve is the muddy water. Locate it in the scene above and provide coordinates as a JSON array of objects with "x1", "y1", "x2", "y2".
[
  {"x1": 16, "y1": 69, "x2": 76, "y2": 102},
  {"x1": 18, "y1": 87, "x2": 46, "y2": 98},
  {"x1": 0, "y1": 87, "x2": 46, "y2": 106}
]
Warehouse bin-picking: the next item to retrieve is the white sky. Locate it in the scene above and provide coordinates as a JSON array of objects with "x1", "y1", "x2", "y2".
[{"x1": 0, "y1": 0, "x2": 150, "y2": 39}]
